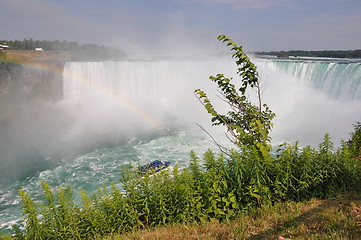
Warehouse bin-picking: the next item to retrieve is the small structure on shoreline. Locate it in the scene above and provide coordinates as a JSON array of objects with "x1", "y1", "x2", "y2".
[{"x1": 0, "y1": 43, "x2": 10, "y2": 50}]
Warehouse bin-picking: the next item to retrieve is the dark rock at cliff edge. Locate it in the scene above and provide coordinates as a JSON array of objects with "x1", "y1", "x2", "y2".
[{"x1": 0, "y1": 61, "x2": 65, "y2": 186}]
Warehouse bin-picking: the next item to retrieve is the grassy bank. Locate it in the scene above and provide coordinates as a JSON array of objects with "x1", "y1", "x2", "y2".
[
  {"x1": 0, "y1": 50, "x2": 70, "y2": 63},
  {"x1": 109, "y1": 193, "x2": 361, "y2": 240}
]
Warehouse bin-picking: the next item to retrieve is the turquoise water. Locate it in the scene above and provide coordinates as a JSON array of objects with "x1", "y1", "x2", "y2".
[{"x1": 0, "y1": 126, "x2": 226, "y2": 232}]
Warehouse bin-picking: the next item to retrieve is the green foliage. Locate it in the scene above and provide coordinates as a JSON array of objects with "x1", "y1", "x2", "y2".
[
  {"x1": 18, "y1": 190, "x2": 43, "y2": 240},
  {"x1": 0, "y1": 38, "x2": 126, "y2": 60},
  {"x1": 346, "y1": 122, "x2": 361, "y2": 159},
  {"x1": 7, "y1": 139, "x2": 361, "y2": 239},
  {"x1": 257, "y1": 49, "x2": 361, "y2": 59},
  {"x1": 195, "y1": 35, "x2": 275, "y2": 158},
  {"x1": 0, "y1": 51, "x2": 6, "y2": 60}
]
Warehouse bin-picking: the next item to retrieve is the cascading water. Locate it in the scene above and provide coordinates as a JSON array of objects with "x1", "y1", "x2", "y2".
[
  {"x1": 1, "y1": 57, "x2": 360, "y2": 233},
  {"x1": 61, "y1": 61, "x2": 223, "y2": 134},
  {"x1": 255, "y1": 58, "x2": 361, "y2": 145},
  {"x1": 260, "y1": 59, "x2": 361, "y2": 100}
]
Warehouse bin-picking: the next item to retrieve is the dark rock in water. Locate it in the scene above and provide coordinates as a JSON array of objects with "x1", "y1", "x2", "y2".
[
  {"x1": 0, "y1": 61, "x2": 64, "y2": 101},
  {"x1": 0, "y1": 61, "x2": 65, "y2": 186}
]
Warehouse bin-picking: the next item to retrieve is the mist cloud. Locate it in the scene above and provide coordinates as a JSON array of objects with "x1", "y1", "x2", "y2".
[{"x1": 188, "y1": 0, "x2": 292, "y2": 9}]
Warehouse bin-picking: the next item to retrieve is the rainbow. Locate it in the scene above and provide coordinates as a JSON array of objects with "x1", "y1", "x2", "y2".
[{"x1": 19, "y1": 60, "x2": 165, "y2": 130}]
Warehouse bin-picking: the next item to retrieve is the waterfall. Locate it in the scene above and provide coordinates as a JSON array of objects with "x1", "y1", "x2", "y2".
[
  {"x1": 62, "y1": 60, "x2": 236, "y2": 136},
  {"x1": 62, "y1": 59, "x2": 361, "y2": 146},
  {"x1": 258, "y1": 60, "x2": 361, "y2": 100}
]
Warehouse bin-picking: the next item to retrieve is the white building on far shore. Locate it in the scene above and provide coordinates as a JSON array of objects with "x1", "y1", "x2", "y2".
[{"x1": 0, "y1": 44, "x2": 10, "y2": 50}]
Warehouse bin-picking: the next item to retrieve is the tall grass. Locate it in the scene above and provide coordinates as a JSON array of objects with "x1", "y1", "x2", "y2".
[
  {"x1": 2, "y1": 127, "x2": 360, "y2": 239},
  {"x1": 0, "y1": 51, "x2": 7, "y2": 61}
]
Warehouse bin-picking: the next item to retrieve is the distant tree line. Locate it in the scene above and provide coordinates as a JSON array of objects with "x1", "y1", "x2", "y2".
[
  {"x1": 0, "y1": 38, "x2": 126, "y2": 60},
  {"x1": 256, "y1": 49, "x2": 361, "y2": 59}
]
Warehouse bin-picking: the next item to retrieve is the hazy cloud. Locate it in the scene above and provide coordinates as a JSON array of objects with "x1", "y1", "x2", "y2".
[
  {"x1": 1, "y1": 0, "x2": 68, "y2": 24},
  {"x1": 188, "y1": 0, "x2": 292, "y2": 9},
  {"x1": 297, "y1": 12, "x2": 361, "y2": 50},
  {"x1": 0, "y1": 0, "x2": 105, "y2": 42}
]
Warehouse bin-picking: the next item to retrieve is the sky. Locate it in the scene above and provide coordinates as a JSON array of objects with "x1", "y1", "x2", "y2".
[{"x1": 1, "y1": 0, "x2": 361, "y2": 55}]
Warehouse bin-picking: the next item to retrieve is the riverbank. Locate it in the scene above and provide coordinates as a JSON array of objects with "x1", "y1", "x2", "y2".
[
  {"x1": 107, "y1": 193, "x2": 361, "y2": 240},
  {"x1": 0, "y1": 50, "x2": 70, "y2": 63}
]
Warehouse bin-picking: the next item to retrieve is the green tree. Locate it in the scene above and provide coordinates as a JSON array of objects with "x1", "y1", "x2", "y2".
[
  {"x1": 195, "y1": 35, "x2": 275, "y2": 158},
  {"x1": 346, "y1": 122, "x2": 361, "y2": 159}
]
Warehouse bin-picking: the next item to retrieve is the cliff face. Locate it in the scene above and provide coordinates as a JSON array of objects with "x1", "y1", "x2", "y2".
[
  {"x1": 0, "y1": 61, "x2": 64, "y2": 101},
  {"x1": 0, "y1": 61, "x2": 65, "y2": 186}
]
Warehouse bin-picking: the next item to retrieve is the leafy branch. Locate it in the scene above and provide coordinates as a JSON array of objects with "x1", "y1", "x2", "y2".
[{"x1": 194, "y1": 35, "x2": 275, "y2": 158}]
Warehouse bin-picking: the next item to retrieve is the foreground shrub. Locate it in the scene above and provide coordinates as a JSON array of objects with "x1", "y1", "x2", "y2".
[{"x1": 4, "y1": 133, "x2": 360, "y2": 239}]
